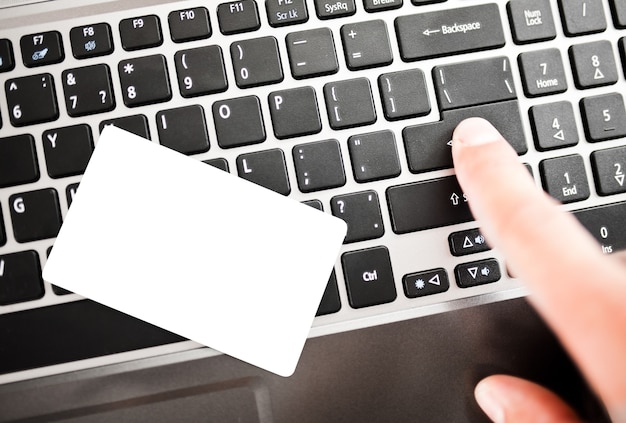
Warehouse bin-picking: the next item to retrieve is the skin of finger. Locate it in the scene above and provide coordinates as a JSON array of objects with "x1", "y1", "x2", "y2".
[
  {"x1": 475, "y1": 375, "x2": 581, "y2": 423},
  {"x1": 452, "y1": 118, "x2": 626, "y2": 408}
]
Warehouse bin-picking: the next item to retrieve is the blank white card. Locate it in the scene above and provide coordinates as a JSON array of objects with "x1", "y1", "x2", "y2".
[{"x1": 43, "y1": 126, "x2": 346, "y2": 377}]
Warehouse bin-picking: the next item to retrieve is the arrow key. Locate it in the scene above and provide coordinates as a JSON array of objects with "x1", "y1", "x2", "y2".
[
  {"x1": 455, "y1": 258, "x2": 501, "y2": 288},
  {"x1": 403, "y1": 268, "x2": 449, "y2": 298},
  {"x1": 591, "y1": 145, "x2": 626, "y2": 196},
  {"x1": 448, "y1": 228, "x2": 491, "y2": 256},
  {"x1": 530, "y1": 101, "x2": 578, "y2": 151}
]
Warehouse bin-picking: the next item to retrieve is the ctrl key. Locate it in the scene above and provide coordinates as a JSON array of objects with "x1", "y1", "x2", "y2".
[
  {"x1": 342, "y1": 246, "x2": 397, "y2": 309},
  {"x1": 455, "y1": 258, "x2": 501, "y2": 288}
]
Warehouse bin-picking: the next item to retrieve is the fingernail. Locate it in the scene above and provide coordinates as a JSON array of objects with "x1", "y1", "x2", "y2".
[
  {"x1": 453, "y1": 117, "x2": 502, "y2": 146},
  {"x1": 475, "y1": 381, "x2": 506, "y2": 423}
]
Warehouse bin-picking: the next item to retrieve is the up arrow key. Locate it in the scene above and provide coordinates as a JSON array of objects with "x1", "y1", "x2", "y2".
[{"x1": 9, "y1": 82, "x2": 17, "y2": 91}]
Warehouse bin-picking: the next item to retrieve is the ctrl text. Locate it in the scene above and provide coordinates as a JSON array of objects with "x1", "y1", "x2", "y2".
[{"x1": 362, "y1": 270, "x2": 378, "y2": 282}]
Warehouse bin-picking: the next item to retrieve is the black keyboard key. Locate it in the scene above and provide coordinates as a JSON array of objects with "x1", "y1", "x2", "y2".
[
  {"x1": 580, "y1": 93, "x2": 626, "y2": 142},
  {"x1": 174, "y1": 46, "x2": 228, "y2": 98},
  {"x1": 518, "y1": 48, "x2": 568, "y2": 97},
  {"x1": 212, "y1": 96, "x2": 266, "y2": 148},
  {"x1": 331, "y1": 190, "x2": 384, "y2": 243},
  {"x1": 286, "y1": 28, "x2": 339, "y2": 79},
  {"x1": 156, "y1": 105, "x2": 210, "y2": 155},
  {"x1": 119, "y1": 15, "x2": 163, "y2": 50},
  {"x1": 387, "y1": 176, "x2": 473, "y2": 234},
  {"x1": 455, "y1": 258, "x2": 501, "y2": 288},
  {"x1": 507, "y1": 0, "x2": 556, "y2": 44},
  {"x1": 539, "y1": 154, "x2": 590, "y2": 203},
  {"x1": 303, "y1": 199, "x2": 323, "y2": 211},
  {"x1": 403, "y1": 268, "x2": 449, "y2": 299},
  {"x1": 293, "y1": 139, "x2": 346, "y2": 192},
  {"x1": 230, "y1": 36, "x2": 283, "y2": 88},
  {"x1": 100, "y1": 115, "x2": 150, "y2": 139},
  {"x1": 268, "y1": 86, "x2": 321, "y2": 139},
  {"x1": 378, "y1": 69, "x2": 430, "y2": 121},
  {"x1": 342, "y1": 246, "x2": 396, "y2": 309},
  {"x1": 591, "y1": 146, "x2": 626, "y2": 196},
  {"x1": 20, "y1": 31, "x2": 64, "y2": 67},
  {"x1": 66, "y1": 183, "x2": 79, "y2": 207},
  {"x1": 569, "y1": 41, "x2": 618, "y2": 89},
  {"x1": 411, "y1": 0, "x2": 446, "y2": 4},
  {"x1": 403, "y1": 100, "x2": 527, "y2": 174},
  {"x1": 10, "y1": 188, "x2": 62, "y2": 243},
  {"x1": 69, "y1": 23, "x2": 114, "y2": 59},
  {"x1": 217, "y1": 0, "x2": 261, "y2": 35},
  {"x1": 62, "y1": 64, "x2": 115, "y2": 117},
  {"x1": 348, "y1": 130, "x2": 401, "y2": 182},
  {"x1": 433, "y1": 56, "x2": 516, "y2": 111},
  {"x1": 236, "y1": 149, "x2": 291, "y2": 195},
  {"x1": 448, "y1": 228, "x2": 490, "y2": 257},
  {"x1": 42, "y1": 125, "x2": 94, "y2": 178},
  {"x1": 118, "y1": 54, "x2": 171, "y2": 107},
  {"x1": 609, "y1": 0, "x2": 626, "y2": 28},
  {"x1": 0, "y1": 134, "x2": 39, "y2": 188},
  {"x1": 558, "y1": 0, "x2": 607, "y2": 36},
  {"x1": 0, "y1": 206, "x2": 5, "y2": 247},
  {"x1": 168, "y1": 7, "x2": 211, "y2": 42},
  {"x1": 267, "y1": 0, "x2": 308, "y2": 27},
  {"x1": 574, "y1": 201, "x2": 626, "y2": 254},
  {"x1": 0, "y1": 251, "x2": 44, "y2": 305},
  {"x1": 0, "y1": 39, "x2": 15, "y2": 72},
  {"x1": 396, "y1": 4, "x2": 505, "y2": 61},
  {"x1": 315, "y1": 0, "x2": 356, "y2": 19},
  {"x1": 203, "y1": 158, "x2": 230, "y2": 172},
  {"x1": 340, "y1": 20, "x2": 393, "y2": 70},
  {"x1": 364, "y1": 0, "x2": 402, "y2": 12},
  {"x1": 316, "y1": 270, "x2": 341, "y2": 316},
  {"x1": 323, "y1": 78, "x2": 376, "y2": 129},
  {"x1": 5, "y1": 74, "x2": 59, "y2": 127},
  {"x1": 530, "y1": 101, "x2": 579, "y2": 151}
]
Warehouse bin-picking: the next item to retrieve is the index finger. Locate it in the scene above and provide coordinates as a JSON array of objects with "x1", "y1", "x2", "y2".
[{"x1": 452, "y1": 117, "x2": 626, "y2": 410}]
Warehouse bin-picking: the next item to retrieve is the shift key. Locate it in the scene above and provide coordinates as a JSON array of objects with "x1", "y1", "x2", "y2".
[{"x1": 395, "y1": 4, "x2": 505, "y2": 61}]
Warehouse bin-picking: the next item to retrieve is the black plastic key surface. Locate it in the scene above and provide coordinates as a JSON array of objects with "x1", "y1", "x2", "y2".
[
  {"x1": 118, "y1": 54, "x2": 171, "y2": 107},
  {"x1": 518, "y1": 48, "x2": 568, "y2": 97},
  {"x1": 591, "y1": 146, "x2": 626, "y2": 196},
  {"x1": 574, "y1": 201, "x2": 626, "y2": 254},
  {"x1": 268, "y1": 86, "x2": 321, "y2": 139},
  {"x1": 507, "y1": 0, "x2": 556, "y2": 44},
  {"x1": 0, "y1": 39, "x2": 16, "y2": 72},
  {"x1": 449, "y1": 228, "x2": 490, "y2": 257},
  {"x1": 20, "y1": 31, "x2": 64, "y2": 67},
  {"x1": 364, "y1": 0, "x2": 402, "y2": 12},
  {"x1": 403, "y1": 100, "x2": 527, "y2": 174},
  {"x1": 212, "y1": 96, "x2": 265, "y2": 148},
  {"x1": 340, "y1": 20, "x2": 393, "y2": 70},
  {"x1": 0, "y1": 134, "x2": 39, "y2": 188},
  {"x1": 316, "y1": 270, "x2": 341, "y2": 316},
  {"x1": 315, "y1": 0, "x2": 356, "y2": 19},
  {"x1": 62, "y1": 64, "x2": 115, "y2": 117},
  {"x1": 455, "y1": 258, "x2": 501, "y2": 288},
  {"x1": 293, "y1": 139, "x2": 346, "y2": 192},
  {"x1": 168, "y1": 7, "x2": 211, "y2": 42},
  {"x1": 230, "y1": 37, "x2": 283, "y2": 88},
  {"x1": 348, "y1": 130, "x2": 401, "y2": 183},
  {"x1": 433, "y1": 57, "x2": 516, "y2": 111},
  {"x1": 100, "y1": 115, "x2": 150, "y2": 139},
  {"x1": 156, "y1": 105, "x2": 210, "y2": 155},
  {"x1": 9, "y1": 188, "x2": 62, "y2": 243},
  {"x1": 42, "y1": 125, "x2": 94, "y2": 178},
  {"x1": 203, "y1": 158, "x2": 229, "y2": 172},
  {"x1": 218, "y1": 0, "x2": 261, "y2": 35},
  {"x1": 119, "y1": 15, "x2": 163, "y2": 50},
  {"x1": 70, "y1": 23, "x2": 114, "y2": 59},
  {"x1": 236, "y1": 149, "x2": 291, "y2": 195},
  {"x1": 0, "y1": 251, "x2": 44, "y2": 306},
  {"x1": 323, "y1": 78, "x2": 376, "y2": 129},
  {"x1": 403, "y1": 268, "x2": 449, "y2": 299},
  {"x1": 174, "y1": 46, "x2": 227, "y2": 98},
  {"x1": 66, "y1": 183, "x2": 79, "y2": 207},
  {"x1": 558, "y1": 0, "x2": 607, "y2": 36},
  {"x1": 0, "y1": 206, "x2": 5, "y2": 247},
  {"x1": 610, "y1": 0, "x2": 626, "y2": 27},
  {"x1": 378, "y1": 69, "x2": 430, "y2": 121},
  {"x1": 387, "y1": 176, "x2": 473, "y2": 234},
  {"x1": 267, "y1": 0, "x2": 308, "y2": 27},
  {"x1": 342, "y1": 246, "x2": 396, "y2": 309},
  {"x1": 331, "y1": 190, "x2": 384, "y2": 243},
  {"x1": 286, "y1": 28, "x2": 338, "y2": 79},
  {"x1": 5, "y1": 74, "x2": 59, "y2": 127},
  {"x1": 395, "y1": 4, "x2": 505, "y2": 61},
  {"x1": 530, "y1": 101, "x2": 579, "y2": 151},
  {"x1": 580, "y1": 93, "x2": 626, "y2": 142},
  {"x1": 569, "y1": 41, "x2": 618, "y2": 89},
  {"x1": 539, "y1": 154, "x2": 590, "y2": 204}
]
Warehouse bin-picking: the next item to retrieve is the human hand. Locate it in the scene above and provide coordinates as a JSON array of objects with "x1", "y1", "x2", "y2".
[{"x1": 451, "y1": 118, "x2": 626, "y2": 422}]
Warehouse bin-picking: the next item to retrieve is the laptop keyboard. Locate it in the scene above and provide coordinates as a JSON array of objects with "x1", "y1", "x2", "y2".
[{"x1": 1, "y1": 0, "x2": 626, "y2": 380}]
